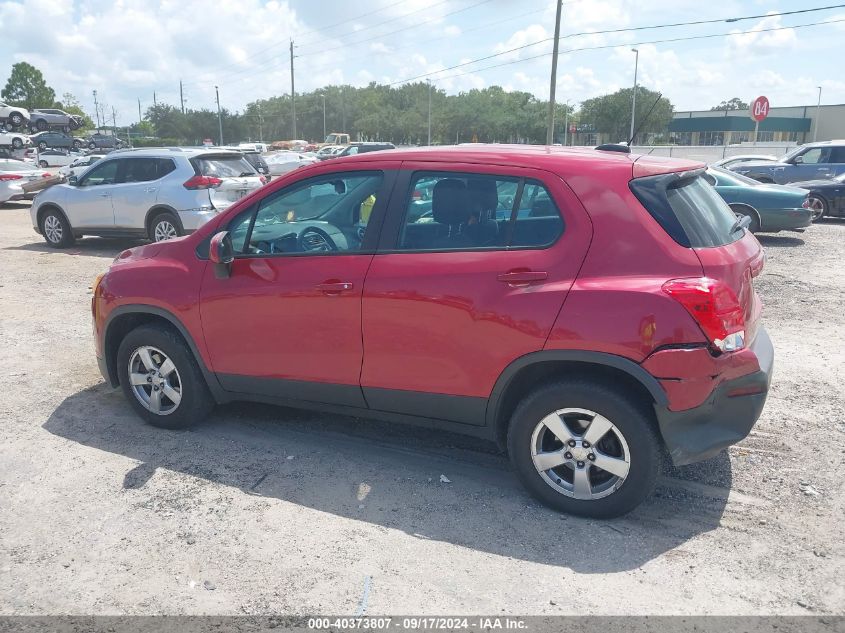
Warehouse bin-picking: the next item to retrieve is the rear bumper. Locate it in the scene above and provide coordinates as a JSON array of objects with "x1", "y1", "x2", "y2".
[
  {"x1": 760, "y1": 207, "x2": 813, "y2": 231},
  {"x1": 654, "y1": 327, "x2": 774, "y2": 466}
]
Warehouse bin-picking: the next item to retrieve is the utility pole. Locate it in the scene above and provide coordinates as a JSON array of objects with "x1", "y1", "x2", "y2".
[
  {"x1": 563, "y1": 99, "x2": 572, "y2": 146},
  {"x1": 290, "y1": 39, "x2": 297, "y2": 139},
  {"x1": 321, "y1": 94, "x2": 326, "y2": 140},
  {"x1": 257, "y1": 103, "x2": 264, "y2": 143},
  {"x1": 427, "y1": 80, "x2": 432, "y2": 145},
  {"x1": 215, "y1": 85, "x2": 223, "y2": 146},
  {"x1": 545, "y1": 0, "x2": 563, "y2": 145},
  {"x1": 153, "y1": 91, "x2": 157, "y2": 107},
  {"x1": 813, "y1": 86, "x2": 822, "y2": 142},
  {"x1": 138, "y1": 98, "x2": 142, "y2": 126},
  {"x1": 111, "y1": 106, "x2": 118, "y2": 142},
  {"x1": 341, "y1": 89, "x2": 346, "y2": 131},
  {"x1": 180, "y1": 80, "x2": 185, "y2": 114},
  {"x1": 629, "y1": 48, "x2": 639, "y2": 143},
  {"x1": 93, "y1": 90, "x2": 100, "y2": 131}
]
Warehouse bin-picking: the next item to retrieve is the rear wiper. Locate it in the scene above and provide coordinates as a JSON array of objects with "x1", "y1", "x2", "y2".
[{"x1": 730, "y1": 214, "x2": 752, "y2": 234}]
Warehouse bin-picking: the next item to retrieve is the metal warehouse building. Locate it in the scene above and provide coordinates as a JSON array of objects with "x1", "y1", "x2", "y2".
[{"x1": 669, "y1": 103, "x2": 845, "y2": 145}]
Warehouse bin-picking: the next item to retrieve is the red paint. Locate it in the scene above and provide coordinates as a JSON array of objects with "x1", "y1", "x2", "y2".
[
  {"x1": 750, "y1": 96, "x2": 770, "y2": 122},
  {"x1": 92, "y1": 145, "x2": 769, "y2": 416}
]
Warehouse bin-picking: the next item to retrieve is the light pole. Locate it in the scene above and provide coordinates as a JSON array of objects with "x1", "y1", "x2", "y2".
[
  {"x1": 546, "y1": 0, "x2": 563, "y2": 145},
  {"x1": 93, "y1": 90, "x2": 100, "y2": 131},
  {"x1": 629, "y1": 48, "x2": 639, "y2": 143},
  {"x1": 427, "y1": 80, "x2": 432, "y2": 145},
  {"x1": 215, "y1": 85, "x2": 223, "y2": 146},
  {"x1": 321, "y1": 94, "x2": 326, "y2": 140},
  {"x1": 813, "y1": 86, "x2": 822, "y2": 142}
]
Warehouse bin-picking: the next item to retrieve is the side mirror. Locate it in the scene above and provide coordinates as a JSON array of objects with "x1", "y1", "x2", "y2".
[
  {"x1": 68, "y1": 175, "x2": 78, "y2": 186},
  {"x1": 792, "y1": 155, "x2": 803, "y2": 164},
  {"x1": 209, "y1": 231, "x2": 234, "y2": 279}
]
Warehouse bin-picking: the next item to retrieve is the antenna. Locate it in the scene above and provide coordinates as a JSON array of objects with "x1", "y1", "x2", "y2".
[{"x1": 628, "y1": 92, "x2": 664, "y2": 147}]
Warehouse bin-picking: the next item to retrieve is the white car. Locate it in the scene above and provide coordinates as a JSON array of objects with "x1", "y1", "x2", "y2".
[
  {"x1": 0, "y1": 101, "x2": 30, "y2": 129},
  {"x1": 31, "y1": 147, "x2": 263, "y2": 247},
  {"x1": 0, "y1": 159, "x2": 49, "y2": 203},
  {"x1": 35, "y1": 149, "x2": 78, "y2": 167},
  {"x1": 711, "y1": 154, "x2": 778, "y2": 170},
  {"x1": 0, "y1": 129, "x2": 31, "y2": 150},
  {"x1": 265, "y1": 151, "x2": 317, "y2": 176},
  {"x1": 58, "y1": 153, "x2": 107, "y2": 178}
]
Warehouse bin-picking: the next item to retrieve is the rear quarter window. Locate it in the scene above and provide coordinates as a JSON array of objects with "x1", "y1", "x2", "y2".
[{"x1": 630, "y1": 172, "x2": 740, "y2": 248}]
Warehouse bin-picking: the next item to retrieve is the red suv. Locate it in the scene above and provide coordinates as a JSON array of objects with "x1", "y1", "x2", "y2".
[{"x1": 92, "y1": 145, "x2": 773, "y2": 518}]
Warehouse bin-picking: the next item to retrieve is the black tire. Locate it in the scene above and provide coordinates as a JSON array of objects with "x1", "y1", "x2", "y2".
[
  {"x1": 9, "y1": 112, "x2": 23, "y2": 127},
  {"x1": 38, "y1": 141, "x2": 47, "y2": 151},
  {"x1": 73, "y1": 140, "x2": 82, "y2": 150},
  {"x1": 117, "y1": 325, "x2": 214, "y2": 429},
  {"x1": 148, "y1": 211, "x2": 182, "y2": 242},
  {"x1": 39, "y1": 207, "x2": 75, "y2": 248},
  {"x1": 807, "y1": 194, "x2": 828, "y2": 222},
  {"x1": 88, "y1": 142, "x2": 96, "y2": 150},
  {"x1": 11, "y1": 137, "x2": 22, "y2": 149},
  {"x1": 38, "y1": 160, "x2": 48, "y2": 168},
  {"x1": 35, "y1": 119, "x2": 47, "y2": 131},
  {"x1": 507, "y1": 380, "x2": 662, "y2": 518},
  {"x1": 730, "y1": 204, "x2": 761, "y2": 233}
]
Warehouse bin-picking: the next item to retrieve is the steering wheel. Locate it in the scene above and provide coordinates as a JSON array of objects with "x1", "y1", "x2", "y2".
[{"x1": 298, "y1": 227, "x2": 338, "y2": 252}]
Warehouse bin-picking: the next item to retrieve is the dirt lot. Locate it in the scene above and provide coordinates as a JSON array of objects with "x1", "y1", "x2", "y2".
[{"x1": 0, "y1": 199, "x2": 843, "y2": 616}]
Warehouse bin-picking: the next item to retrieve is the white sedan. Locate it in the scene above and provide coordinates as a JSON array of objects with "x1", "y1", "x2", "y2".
[
  {"x1": 0, "y1": 129, "x2": 31, "y2": 150},
  {"x1": 35, "y1": 149, "x2": 79, "y2": 167},
  {"x1": 0, "y1": 159, "x2": 51, "y2": 203},
  {"x1": 264, "y1": 151, "x2": 317, "y2": 176}
]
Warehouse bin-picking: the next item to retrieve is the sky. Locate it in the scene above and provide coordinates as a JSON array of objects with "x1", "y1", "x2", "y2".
[{"x1": 1, "y1": 0, "x2": 844, "y2": 126}]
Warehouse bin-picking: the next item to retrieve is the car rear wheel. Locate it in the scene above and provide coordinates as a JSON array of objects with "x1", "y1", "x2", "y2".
[
  {"x1": 807, "y1": 195, "x2": 827, "y2": 222},
  {"x1": 507, "y1": 380, "x2": 661, "y2": 518},
  {"x1": 149, "y1": 212, "x2": 182, "y2": 242},
  {"x1": 730, "y1": 204, "x2": 761, "y2": 233},
  {"x1": 117, "y1": 325, "x2": 213, "y2": 429},
  {"x1": 73, "y1": 140, "x2": 82, "y2": 150},
  {"x1": 38, "y1": 160, "x2": 48, "y2": 168},
  {"x1": 37, "y1": 141, "x2": 47, "y2": 151},
  {"x1": 40, "y1": 208, "x2": 75, "y2": 248},
  {"x1": 88, "y1": 142, "x2": 96, "y2": 150}
]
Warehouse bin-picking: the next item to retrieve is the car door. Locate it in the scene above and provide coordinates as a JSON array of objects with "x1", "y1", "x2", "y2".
[
  {"x1": 66, "y1": 158, "x2": 120, "y2": 228},
  {"x1": 199, "y1": 163, "x2": 398, "y2": 407},
  {"x1": 110, "y1": 158, "x2": 175, "y2": 229},
  {"x1": 359, "y1": 163, "x2": 593, "y2": 425},
  {"x1": 782, "y1": 147, "x2": 831, "y2": 183}
]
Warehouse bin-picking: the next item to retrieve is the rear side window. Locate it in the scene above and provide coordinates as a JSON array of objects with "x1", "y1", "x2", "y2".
[
  {"x1": 192, "y1": 155, "x2": 255, "y2": 178},
  {"x1": 631, "y1": 172, "x2": 740, "y2": 248}
]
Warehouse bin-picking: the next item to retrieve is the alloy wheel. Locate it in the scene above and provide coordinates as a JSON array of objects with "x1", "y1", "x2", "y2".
[
  {"x1": 530, "y1": 407, "x2": 631, "y2": 500},
  {"x1": 807, "y1": 196, "x2": 826, "y2": 221},
  {"x1": 153, "y1": 220, "x2": 177, "y2": 242},
  {"x1": 43, "y1": 215, "x2": 63, "y2": 244},
  {"x1": 127, "y1": 346, "x2": 182, "y2": 415}
]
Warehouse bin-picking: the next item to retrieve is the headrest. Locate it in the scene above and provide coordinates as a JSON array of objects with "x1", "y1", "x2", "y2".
[
  {"x1": 466, "y1": 178, "x2": 498, "y2": 215},
  {"x1": 432, "y1": 179, "x2": 468, "y2": 225}
]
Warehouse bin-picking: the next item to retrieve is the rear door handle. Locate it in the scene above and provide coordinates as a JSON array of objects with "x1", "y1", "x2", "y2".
[
  {"x1": 497, "y1": 270, "x2": 549, "y2": 285},
  {"x1": 317, "y1": 281, "x2": 353, "y2": 295},
  {"x1": 144, "y1": 187, "x2": 158, "y2": 193}
]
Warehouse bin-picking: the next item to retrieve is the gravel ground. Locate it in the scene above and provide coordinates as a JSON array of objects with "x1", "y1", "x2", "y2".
[{"x1": 0, "y1": 200, "x2": 843, "y2": 615}]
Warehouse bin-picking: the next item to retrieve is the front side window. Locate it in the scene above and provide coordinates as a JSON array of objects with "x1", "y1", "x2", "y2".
[
  {"x1": 397, "y1": 172, "x2": 564, "y2": 251},
  {"x1": 229, "y1": 171, "x2": 384, "y2": 255},
  {"x1": 797, "y1": 148, "x2": 829, "y2": 164},
  {"x1": 78, "y1": 160, "x2": 119, "y2": 186}
]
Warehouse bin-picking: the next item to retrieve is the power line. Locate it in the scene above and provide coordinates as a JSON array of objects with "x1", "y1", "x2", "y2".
[
  {"x1": 384, "y1": 5, "x2": 845, "y2": 86},
  {"x1": 413, "y1": 18, "x2": 845, "y2": 86}
]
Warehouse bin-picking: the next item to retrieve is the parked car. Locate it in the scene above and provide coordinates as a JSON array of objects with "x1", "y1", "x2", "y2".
[
  {"x1": 0, "y1": 101, "x2": 30, "y2": 129},
  {"x1": 264, "y1": 151, "x2": 317, "y2": 176},
  {"x1": 29, "y1": 131, "x2": 84, "y2": 151},
  {"x1": 703, "y1": 167, "x2": 813, "y2": 232},
  {"x1": 88, "y1": 145, "x2": 773, "y2": 518},
  {"x1": 315, "y1": 145, "x2": 344, "y2": 160},
  {"x1": 0, "y1": 129, "x2": 30, "y2": 150},
  {"x1": 31, "y1": 148, "x2": 263, "y2": 245},
  {"x1": 730, "y1": 141, "x2": 845, "y2": 184},
  {"x1": 58, "y1": 153, "x2": 107, "y2": 178},
  {"x1": 35, "y1": 149, "x2": 78, "y2": 167},
  {"x1": 86, "y1": 133, "x2": 124, "y2": 150},
  {"x1": 0, "y1": 159, "x2": 51, "y2": 203},
  {"x1": 336, "y1": 142, "x2": 395, "y2": 157},
  {"x1": 711, "y1": 154, "x2": 777, "y2": 169},
  {"x1": 789, "y1": 172, "x2": 845, "y2": 220},
  {"x1": 29, "y1": 108, "x2": 84, "y2": 132},
  {"x1": 220, "y1": 146, "x2": 270, "y2": 179}
]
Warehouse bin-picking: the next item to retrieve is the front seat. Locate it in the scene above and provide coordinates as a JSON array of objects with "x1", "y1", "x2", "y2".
[{"x1": 429, "y1": 178, "x2": 471, "y2": 248}]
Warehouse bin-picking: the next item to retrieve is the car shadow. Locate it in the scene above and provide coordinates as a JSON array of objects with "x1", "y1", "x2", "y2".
[
  {"x1": 4, "y1": 238, "x2": 147, "y2": 258},
  {"x1": 756, "y1": 234, "x2": 805, "y2": 247},
  {"x1": 43, "y1": 384, "x2": 732, "y2": 574}
]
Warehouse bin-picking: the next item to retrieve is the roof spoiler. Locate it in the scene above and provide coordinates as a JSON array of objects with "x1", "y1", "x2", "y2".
[{"x1": 596, "y1": 143, "x2": 631, "y2": 154}]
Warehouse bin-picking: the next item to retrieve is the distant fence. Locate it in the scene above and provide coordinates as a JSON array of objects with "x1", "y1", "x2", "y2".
[{"x1": 629, "y1": 144, "x2": 796, "y2": 163}]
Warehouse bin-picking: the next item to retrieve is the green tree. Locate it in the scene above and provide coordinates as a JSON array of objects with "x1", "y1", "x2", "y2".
[
  {"x1": 710, "y1": 97, "x2": 749, "y2": 111},
  {"x1": 1, "y1": 62, "x2": 57, "y2": 110},
  {"x1": 580, "y1": 87, "x2": 673, "y2": 143},
  {"x1": 58, "y1": 92, "x2": 94, "y2": 132}
]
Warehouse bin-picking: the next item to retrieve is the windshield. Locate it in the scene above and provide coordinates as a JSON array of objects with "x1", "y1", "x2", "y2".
[{"x1": 779, "y1": 146, "x2": 804, "y2": 163}]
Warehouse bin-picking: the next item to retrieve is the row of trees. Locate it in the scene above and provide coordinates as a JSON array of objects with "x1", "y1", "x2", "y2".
[{"x1": 4, "y1": 61, "x2": 750, "y2": 146}]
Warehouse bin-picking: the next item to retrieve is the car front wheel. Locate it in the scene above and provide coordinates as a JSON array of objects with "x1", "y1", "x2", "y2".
[
  {"x1": 39, "y1": 208, "x2": 75, "y2": 248},
  {"x1": 12, "y1": 138, "x2": 22, "y2": 149},
  {"x1": 88, "y1": 142, "x2": 96, "y2": 150},
  {"x1": 507, "y1": 380, "x2": 661, "y2": 518},
  {"x1": 9, "y1": 112, "x2": 23, "y2": 127},
  {"x1": 117, "y1": 325, "x2": 214, "y2": 429}
]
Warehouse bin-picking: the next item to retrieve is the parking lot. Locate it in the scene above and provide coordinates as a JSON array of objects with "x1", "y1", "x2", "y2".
[{"x1": 0, "y1": 198, "x2": 843, "y2": 615}]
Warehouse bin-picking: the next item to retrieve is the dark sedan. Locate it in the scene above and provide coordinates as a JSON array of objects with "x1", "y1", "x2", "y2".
[
  {"x1": 29, "y1": 131, "x2": 84, "y2": 151},
  {"x1": 791, "y1": 172, "x2": 845, "y2": 221}
]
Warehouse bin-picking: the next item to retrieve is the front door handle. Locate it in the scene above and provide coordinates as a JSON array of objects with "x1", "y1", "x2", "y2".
[
  {"x1": 317, "y1": 281, "x2": 353, "y2": 295},
  {"x1": 497, "y1": 270, "x2": 548, "y2": 286}
]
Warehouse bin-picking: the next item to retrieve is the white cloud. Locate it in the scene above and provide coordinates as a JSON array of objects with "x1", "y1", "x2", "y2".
[{"x1": 727, "y1": 15, "x2": 798, "y2": 56}]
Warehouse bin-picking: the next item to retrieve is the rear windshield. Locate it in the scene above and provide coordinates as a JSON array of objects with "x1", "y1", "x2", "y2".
[
  {"x1": 630, "y1": 172, "x2": 740, "y2": 248},
  {"x1": 192, "y1": 155, "x2": 256, "y2": 178}
]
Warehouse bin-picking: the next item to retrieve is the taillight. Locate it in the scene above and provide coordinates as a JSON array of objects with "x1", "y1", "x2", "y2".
[
  {"x1": 42, "y1": 172, "x2": 51, "y2": 178},
  {"x1": 662, "y1": 277, "x2": 745, "y2": 352},
  {"x1": 0, "y1": 174, "x2": 23, "y2": 181},
  {"x1": 183, "y1": 175, "x2": 222, "y2": 190}
]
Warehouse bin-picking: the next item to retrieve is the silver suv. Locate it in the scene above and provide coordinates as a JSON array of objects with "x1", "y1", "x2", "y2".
[{"x1": 31, "y1": 148, "x2": 264, "y2": 248}]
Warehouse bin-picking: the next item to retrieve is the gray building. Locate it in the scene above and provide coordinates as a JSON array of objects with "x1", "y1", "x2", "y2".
[{"x1": 669, "y1": 103, "x2": 845, "y2": 145}]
